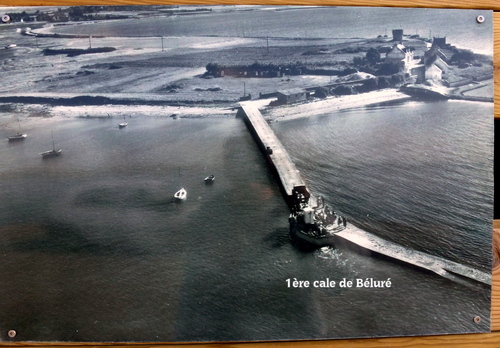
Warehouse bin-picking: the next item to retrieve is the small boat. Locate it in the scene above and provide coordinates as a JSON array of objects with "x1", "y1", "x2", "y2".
[
  {"x1": 40, "y1": 148, "x2": 62, "y2": 158},
  {"x1": 119, "y1": 116, "x2": 128, "y2": 128},
  {"x1": 8, "y1": 133, "x2": 27, "y2": 141},
  {"x1": 40, "y1": 133, "x2": 62, "y2": 158},
  {"x1": 204, "y1": 174, "x2": 215, "y2": 183},
  {"x1": 8, "y1": 117, "x2": 27, "y2": 141},
  {"x1": 174, "y1": 187, "x2": 187, "y2": 200}
]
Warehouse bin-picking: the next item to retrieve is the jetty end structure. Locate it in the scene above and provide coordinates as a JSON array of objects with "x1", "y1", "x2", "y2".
[{"x1": 237, "y1": 102, "x2": 490, "y2": 286}]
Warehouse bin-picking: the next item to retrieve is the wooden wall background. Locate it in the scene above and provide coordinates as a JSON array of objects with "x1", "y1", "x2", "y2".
[{"x1": 0, "y1": 0, "x2": 497, "y2": 346}]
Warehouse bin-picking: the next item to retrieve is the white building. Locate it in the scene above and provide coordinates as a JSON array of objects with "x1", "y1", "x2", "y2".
[{"x1": 386, "y1": 43, "x2": 415, "y2": 72}]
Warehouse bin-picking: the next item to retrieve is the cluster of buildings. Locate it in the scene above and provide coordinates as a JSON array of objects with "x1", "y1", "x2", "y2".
[
  {"x1": 273, "y1": 30, "x2": 461, "y2": 105},
  {"x1": 385, "y1": 29, "x2": 453, "y2": 84},
  {"x1": 273, "y1": 30, "x2": 459, "y2": 105}
]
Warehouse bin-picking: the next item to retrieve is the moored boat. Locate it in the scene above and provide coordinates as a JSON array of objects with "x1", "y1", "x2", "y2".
[
  {"x1": 40, "y1": 148, "x2": 62, "y2": 158},
  {"x1": 8, "y1": 133, "x2": 27, "y2": 141},
  {"x1": 8, "y1": 117, "x2": 27, "y2": 141},
  {"x1": 289, "y1": 197, "x2": 346, "y2": 247},
  {"x1": 119, "y1": 115, "x2": 128, "y2": 128},
  {"x1": 40, "y1": 133, "x2": 62, "y2": 158},
  {"x1": 174, "y1": 188, "x2": 187, "y2": 200},
  {"x1": 204, "y1": 174, "x2": 215, "y2": 183}
]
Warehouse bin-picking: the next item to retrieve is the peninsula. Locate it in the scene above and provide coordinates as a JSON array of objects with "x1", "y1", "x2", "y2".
[{"x1": 0, "y1": 6, "x2": 493, "y2": 125}]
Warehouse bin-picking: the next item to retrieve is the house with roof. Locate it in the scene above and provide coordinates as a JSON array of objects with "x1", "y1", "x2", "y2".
[
  {"x1": 403, "y1": 38, "x2": 452, "y2": 83},
  {"x1": 422, "y1": 43, "x2": 450, "y2": 80},
  {"x1": 385, "y1": 43, "x2": 416, "y2": 73},
  {"x1": 431, "y1": 37, "x2": 456, "y2": 61},
  {"x1": 276, "y1": 88, "x2": 309, "y2": 104}
]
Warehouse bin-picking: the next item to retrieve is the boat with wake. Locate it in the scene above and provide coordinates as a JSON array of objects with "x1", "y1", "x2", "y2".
[{"x1": 8, "y1": 117, "x2": 27, "y2": 141}]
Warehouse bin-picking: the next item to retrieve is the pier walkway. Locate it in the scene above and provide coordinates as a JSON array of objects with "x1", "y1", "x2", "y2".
[
  {"x1": 400, "y1": 85, "x2": 494, "y2": 103},
  {"x1": 335, "y1": 226, "x2": 491, "y2": 285},
  {"x1": 239, "y1": 102, "x2": 306, "y2": 199},
  {"x1": 238, "y1": 101, "x2": 490, "y2": 286}
]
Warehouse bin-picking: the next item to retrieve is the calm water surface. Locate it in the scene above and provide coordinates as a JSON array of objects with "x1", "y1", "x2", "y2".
[
  {"x1": 50, "y1": 7, "x2": 493, "y2": 55},
  {"x1": 0, "y1": 99, "x2": 492, "y2": 341}
]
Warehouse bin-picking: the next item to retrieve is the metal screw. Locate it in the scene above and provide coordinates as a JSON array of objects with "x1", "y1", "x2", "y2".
[
  {"x1": 1, "y1": 14, "x2": 10, "y2": 23},
  {"x1": 7, "y1": 330, "x2": 16, "y2": 338},
  {"x1": 476, "y1": 15, "x2": 485, "y2": 23},
  {"x1": 473, "y1": 316, "x2": 482, "y2": 323}
]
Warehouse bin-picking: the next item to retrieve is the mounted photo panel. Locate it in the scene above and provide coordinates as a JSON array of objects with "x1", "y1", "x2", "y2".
[{"x1": 0, "y1": 5, "x2": 493, "y2": 343}]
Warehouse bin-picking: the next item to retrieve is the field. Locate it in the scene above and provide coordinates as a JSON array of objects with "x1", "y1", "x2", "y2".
[{"x1": 0, "y1": 15, "x2": 493, "y2": 122}]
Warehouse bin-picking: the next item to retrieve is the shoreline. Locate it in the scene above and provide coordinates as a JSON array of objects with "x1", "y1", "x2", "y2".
[
  {"x1": 263, "y1": 89, "x2": 411, "y2": 122},
  {"x1": 2, "y1": 86, "x2": 493, "y2": 128},
  {"x1": 0, "y1": 103, "x2": 234, "y2": 129},
  {"x1": 6, "y1": 85, "x2": 494, "y2": 127},
  {"x1": 0, "y1": 89, "x2": 409, "y2": 122}
]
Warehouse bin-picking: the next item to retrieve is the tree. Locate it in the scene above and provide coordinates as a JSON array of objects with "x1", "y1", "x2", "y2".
[
  {"x1": 314, "y1": 87, "x2": 329, "y2": 99},
  {"x1": 361, "y1": 78, "x2": 378, "y2": 92},
  {"x1": 353, "y1": 56, "x2": 367, "y2": 67},
  {"x1": 205, "y1": 63, "x2": 220, "y2": 75},
  {"x1": 332, "y1": 85, "x2": 353, "y2": 96},
  {"x1": 376, "y1": 61, "x2": 404, "y2": 75},
  {"x1": 450, "y1": 49, "x2": 476, "y2": 64},
  {"x1": 390, "y1": 74, "x2": 405, "y2": 86},
  {"x1": 69, "y1": 6, "x2": 84, "y2": 19},
  {"x1": 377, "y1": 76, "x2": 390, "y2": 89},
  {"x1": 366, "y1": 48, "x2": 381, "y2": 65}
]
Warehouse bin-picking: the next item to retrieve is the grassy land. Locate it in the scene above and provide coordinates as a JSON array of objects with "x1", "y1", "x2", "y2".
[{"x1": 460, "y1": 80, "x2": 494, "y2": 98}]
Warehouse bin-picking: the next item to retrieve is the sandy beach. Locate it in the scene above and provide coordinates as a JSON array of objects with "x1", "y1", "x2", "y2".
[
  {"x1": 263, "y1": 89, "x2": 411, "y2": 122},
  {"x1": 0, "y1": 88, "x2": 410, "y2": 134}
]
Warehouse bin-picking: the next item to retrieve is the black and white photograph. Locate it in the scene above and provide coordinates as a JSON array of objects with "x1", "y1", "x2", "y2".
[{"x1": 0, "y1": 5, "x2": 493, "y2": 342}]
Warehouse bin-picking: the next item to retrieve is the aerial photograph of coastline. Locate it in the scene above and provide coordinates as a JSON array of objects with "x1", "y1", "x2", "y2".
[{"x1": 0, "y1": 5, "x2": 493, "y2": 342}]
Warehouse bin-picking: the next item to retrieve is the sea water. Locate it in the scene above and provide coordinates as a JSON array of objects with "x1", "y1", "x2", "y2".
[
  {"x1": 48, "y1": 6, "x2": 493, "y2": 55},
  {"x1": 0, "y1": 99, "x2": 492, "y2": 342},
  {"x1": 0, "y1": 6, "x2": 493, "y2": 342}
]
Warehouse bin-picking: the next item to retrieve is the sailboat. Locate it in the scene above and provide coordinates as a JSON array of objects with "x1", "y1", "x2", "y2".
[
  {"x1": 174, "y1": 168, "x2": 187, "y2": 200},
  {"x1": 40, "y1": 132, "x2": 62, "y2": 158},
  {"x1": 7, "y1": 117, "x2": 27, "y2": 141},
  {"x1": 119, "y1": 115, "x2": 128, "y2": 128},
  {"x1": 174, "y1": 187, "x2": 187, "y2": 200}
]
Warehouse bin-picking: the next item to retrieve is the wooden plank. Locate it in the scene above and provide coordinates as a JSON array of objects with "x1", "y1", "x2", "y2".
[
  {"x1": 1, "y1": 0, "x2": 500, "y2": 10},
  {"x1": 0, "y1": 2, "x2": 496, "y2": 347},
  {"x1": 491, "y1": 228, "x2": 500, "y2": 331},
  {"x1": 495, "y1": 12, "x2": 500, "y2": 119},
  {"x1": 5, "y1": 332, "x2": 500, "y2": 347}
]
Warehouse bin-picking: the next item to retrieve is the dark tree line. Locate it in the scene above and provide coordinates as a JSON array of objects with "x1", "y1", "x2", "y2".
[{"x1": 353, "y1": 47, "x2": 405, "y2": 76}]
